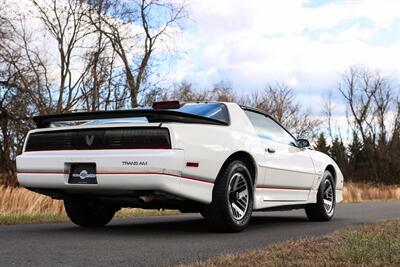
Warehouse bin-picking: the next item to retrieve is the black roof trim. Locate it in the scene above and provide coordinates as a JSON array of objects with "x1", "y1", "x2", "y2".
[{"x1": 239, "y1": 105, "x2": 270, "y2": 115}]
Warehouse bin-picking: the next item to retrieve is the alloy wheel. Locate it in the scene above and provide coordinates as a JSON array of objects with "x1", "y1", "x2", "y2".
[
  {"x1": 323, "y1": 179, "x2": 334, "y2": 215},
  {"x1": 228, "y1": 173, "x2": 249, "y2": 220}
]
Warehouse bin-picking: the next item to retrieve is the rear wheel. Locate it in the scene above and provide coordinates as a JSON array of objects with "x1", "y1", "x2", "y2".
[
  {"x1": 202, "y1": 160, "x2": 253, "y2": 232},
  {"x1": 305, "y1": 171, "x2": 336, "y2": 221},
  {"x1": 64, "y1": 198, "x2": 117, "y2": 227}
]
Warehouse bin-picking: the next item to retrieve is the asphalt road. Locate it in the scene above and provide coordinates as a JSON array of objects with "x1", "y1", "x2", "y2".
[{"x1": 1, "y1": 201, "x2": 399, "y2": 267}]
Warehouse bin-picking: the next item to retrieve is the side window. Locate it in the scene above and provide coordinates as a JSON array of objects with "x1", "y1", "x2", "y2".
[{"x1": 245, "y1": 110, "x2": 296, "y2": 146}]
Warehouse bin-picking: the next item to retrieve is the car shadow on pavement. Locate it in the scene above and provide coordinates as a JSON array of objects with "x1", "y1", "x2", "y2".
[{"x1": 28, "y1": 214, "x2": 311, "y2": 236}]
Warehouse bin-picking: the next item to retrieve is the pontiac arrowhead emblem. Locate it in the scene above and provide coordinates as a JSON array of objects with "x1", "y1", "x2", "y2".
[{"x1": 85, "y1": 135, "x2": 95, "y2": 146}]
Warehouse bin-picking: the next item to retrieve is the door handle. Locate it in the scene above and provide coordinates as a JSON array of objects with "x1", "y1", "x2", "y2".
[{"x1": 266, "y1": 148, "x2": 276, "y2": 153}]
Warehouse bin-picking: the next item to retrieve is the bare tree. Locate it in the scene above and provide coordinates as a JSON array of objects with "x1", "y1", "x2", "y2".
[
  {"x1": 339, "y1": 67, "x2": 395, "y2": 139},
  {"x1": 0, "y1": 0, "x2": 187, "y2": 186},
  {"x1": 339, "y1": 66, "x2": 378, "y2": 180},
  {"x1": 338, "y1": 65, "x2": 398, "y2": 182},
  {"x1": 241, "y1": 83, "x2": 321, "y2": 140},
  {"x1": 31, "y1": 0, "x2": 94, "y2": 112},
  {"x1": 210, "y1": 81, "x2": 236, "y2": 102},
  {"x1": 0, "y1": 12, "x2": 36, "y2": 185},
  {"x1": 322, "y1": 91, "x2": 335, "y2": 140},
  {"x1": 338, "y1": 66, "x2": 380, "y2": 144},
  {"x1": 393, "y1": 100, "x2": 400, "y2": 136},
  {"x1": 87, "y1": 0, "x2": 186, "y2": 108},
  {"x1": 372, "y1": 77, "x2": 392, "y2": 144},
  {"x1": 169, "y1": 81, "x2": 208, "y2": 101}
]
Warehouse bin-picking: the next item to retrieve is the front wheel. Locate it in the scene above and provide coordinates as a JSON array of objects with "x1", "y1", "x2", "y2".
[
  {"x1": 64, "y1": 198, "x2": 117, "y2": 227},
  {"x1": 305, "y1": 171, "x2": 336, "y2": 221},
  {"x1": 202, "y1": 160, "x2": 254, "y2": 232}
]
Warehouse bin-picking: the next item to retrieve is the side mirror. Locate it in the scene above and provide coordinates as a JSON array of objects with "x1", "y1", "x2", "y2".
[{"x1": 296, "y1": 139, "x2": 310, "y2": 148}]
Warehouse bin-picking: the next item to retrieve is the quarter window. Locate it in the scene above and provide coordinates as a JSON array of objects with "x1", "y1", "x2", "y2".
[{"x1": 245, "y1": 110, "x2": 296, "y2": 146}]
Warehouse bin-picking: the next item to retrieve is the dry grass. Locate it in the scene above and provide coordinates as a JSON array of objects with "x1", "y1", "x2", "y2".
[
  {"x1": 0, "y1": 186, "x2": 178, "y2": 224},
  {"x1": 179, "y1": 220, "x2": 400, "y2": 267},
  {"x1": 0, "y1": 186, "x2": 64, "y2": 216},
  {"x1": 343, "y1": 182, "x2": 400, "y2": 202}
]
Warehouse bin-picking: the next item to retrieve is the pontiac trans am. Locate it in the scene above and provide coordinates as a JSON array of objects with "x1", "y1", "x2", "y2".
[{"x1": 16, "y1": 101, "x2": 343, "y2": 232}]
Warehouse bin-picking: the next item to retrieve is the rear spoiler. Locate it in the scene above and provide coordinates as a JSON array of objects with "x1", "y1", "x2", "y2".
[{"x1": 33, "y1": 109, "x2": 228, "y2": 128}]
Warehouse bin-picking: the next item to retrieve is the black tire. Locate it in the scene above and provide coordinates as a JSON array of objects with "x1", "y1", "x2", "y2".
[
  {"x1": 305, "y1": 171, "x2": 336, "y2": 221},
  {"x1": 203, "y1": 160, "x2": 254, "y2": 232},
  {"x1": 64, "y1": 198, "x2": 117, "y2": 227}
]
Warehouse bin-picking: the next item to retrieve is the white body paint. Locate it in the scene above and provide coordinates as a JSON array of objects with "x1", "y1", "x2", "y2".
[{"x1": 16, "y1": 103, "x2": 344, "y2": 209}]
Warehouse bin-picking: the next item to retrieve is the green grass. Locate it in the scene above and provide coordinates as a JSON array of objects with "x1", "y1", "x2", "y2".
[
  {"x1": 180, "y1": 220, "x2": 400, "y2": 267},
  {"x1": 330, "y1": 221, "x2": 400, "y2": 265},
  {"x1": 0, "y1": 214, "x2": 68, "y2": 225},
  {"x1": 114, "y1": 208, "x2": 180, "y2": 219},
  {"x1": 0, "y1": 208, "x2": 180, "y2": 225}
]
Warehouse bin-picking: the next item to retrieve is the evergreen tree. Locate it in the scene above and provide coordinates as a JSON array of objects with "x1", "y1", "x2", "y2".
[
  {"x1": 314, "y1": 133, "x2": 330, "y2": 154},
  {"x1": 329, "y1": 138, "x2": 349, "y2": 178},
  {"x1": 348, "y1": 133, "x2": 362, "y2": 165},
  {"x1": 388, "y1": 130, "x2": 400, "y2": 184},
  {"x1": 348, "y1": 132, "x2": 365, "y2": 182}
]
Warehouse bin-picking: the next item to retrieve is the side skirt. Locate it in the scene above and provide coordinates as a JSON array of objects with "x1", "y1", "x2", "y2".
[
  {"x1": 253, "y1": 188, "x2": 318, "y2": 210},
  {"x1": 254, "y1": 204, "x2": 306, "y2": 212}
]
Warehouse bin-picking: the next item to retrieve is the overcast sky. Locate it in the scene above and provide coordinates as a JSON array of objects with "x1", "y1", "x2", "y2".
[{"x1": 170, "y1": 0, "x2": 400, "y2": 113}]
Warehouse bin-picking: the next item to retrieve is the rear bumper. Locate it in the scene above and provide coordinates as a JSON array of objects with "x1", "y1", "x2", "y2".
[{"x1": 16, "y1": 149, "x2": 213, "y2": 204}]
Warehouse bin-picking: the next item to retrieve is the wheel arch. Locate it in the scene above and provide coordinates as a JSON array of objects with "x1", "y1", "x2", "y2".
[
  {"x1": 217, "y1": 151, "x2": 258, "y2": 186},
  {"x1": 325, "y1": 164, "x2": 337, "y2": 184}
]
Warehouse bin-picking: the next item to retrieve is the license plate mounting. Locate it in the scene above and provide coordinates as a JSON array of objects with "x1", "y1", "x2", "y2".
[{"x1": 68, "y1": 163, "x2": 97, "y2": 184}]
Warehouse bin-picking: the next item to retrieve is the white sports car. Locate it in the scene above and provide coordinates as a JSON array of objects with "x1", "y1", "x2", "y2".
[{"x1": 17, "y1": 101, "x2": 343, "y2": 232}]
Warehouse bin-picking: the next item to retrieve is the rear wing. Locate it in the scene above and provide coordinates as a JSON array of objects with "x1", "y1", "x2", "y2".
[{"x1": 33, "y1": 109, "x2": 228, "y2": 128}]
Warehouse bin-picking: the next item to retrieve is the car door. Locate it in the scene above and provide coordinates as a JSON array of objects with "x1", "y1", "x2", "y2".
[{"x1": 245, "y1": 110, "x2": 316, "y2": 201}]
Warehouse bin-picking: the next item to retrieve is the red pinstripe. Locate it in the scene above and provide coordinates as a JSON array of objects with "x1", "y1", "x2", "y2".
[
  {"x1": 17, "y1": 171, "x2": 214, "y2": 184},
  {"x1": 256, "y1": 185, "x2": 311, "y2": 191}
]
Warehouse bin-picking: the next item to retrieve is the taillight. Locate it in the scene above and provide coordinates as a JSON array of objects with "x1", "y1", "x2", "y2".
[
  {"x1": 25, "y1": 127, "x2": 171, "y2": 151},
  {"x1": 104, "y1": 128, "x2": 171, "y2": 149}
]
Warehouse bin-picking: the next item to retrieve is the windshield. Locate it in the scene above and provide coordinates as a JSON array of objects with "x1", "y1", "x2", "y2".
[{"x1": 176, "y1": 103, "x2": 229, "y2": 124}]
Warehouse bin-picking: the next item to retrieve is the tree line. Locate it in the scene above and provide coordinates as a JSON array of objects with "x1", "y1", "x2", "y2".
[
  {"x1": 315, "y1": 66, "x2": 400, "y2": 185},
  {"x1": 1, "y1": 1, "x2": 399, "y2": 186}
]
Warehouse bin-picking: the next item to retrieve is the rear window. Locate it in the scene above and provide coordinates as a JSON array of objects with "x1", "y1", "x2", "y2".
[
  {"x1": 176, "y1": 103, "x2": 230, "y2": 124},
  {"x1": 60, "y1": 102, "x2": 229, "y2": 127}
]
